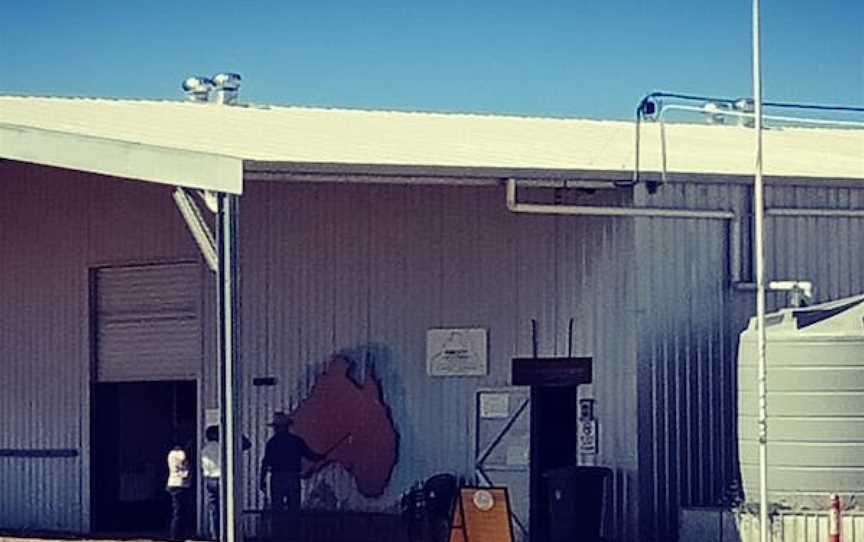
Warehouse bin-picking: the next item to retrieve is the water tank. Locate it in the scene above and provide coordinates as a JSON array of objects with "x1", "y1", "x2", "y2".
[{"x1": 738, "y1": 293, "x2": 864, "y2": 508}]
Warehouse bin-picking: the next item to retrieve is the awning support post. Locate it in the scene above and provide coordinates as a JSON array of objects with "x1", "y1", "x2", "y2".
[{"x1": 217, "y1": 193, "x2": 241, "y2": 542}]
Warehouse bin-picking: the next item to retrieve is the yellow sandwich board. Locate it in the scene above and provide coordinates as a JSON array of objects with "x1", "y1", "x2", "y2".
[{"x1": 449, "y1": 487, "x2": 514, "y2": 542}]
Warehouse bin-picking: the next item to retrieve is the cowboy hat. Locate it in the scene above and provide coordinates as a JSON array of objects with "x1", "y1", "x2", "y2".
[{"x1": 268, "y1": 411, "x2": 293, "y2": 427}]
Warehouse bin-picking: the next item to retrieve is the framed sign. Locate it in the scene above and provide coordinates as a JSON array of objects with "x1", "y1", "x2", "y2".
[{"x1": 427, "y1": 328, "x2": 488, "y2": 377}]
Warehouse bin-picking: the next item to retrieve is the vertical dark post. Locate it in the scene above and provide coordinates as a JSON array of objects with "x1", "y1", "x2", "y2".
[{"x1": 217, "y1": 193, "x2": 241, "y2": 542}]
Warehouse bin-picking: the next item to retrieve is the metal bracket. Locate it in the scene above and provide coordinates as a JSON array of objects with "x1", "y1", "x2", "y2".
[{"x1": 172, "y1": 187, "x2": 218, "y2": 272}]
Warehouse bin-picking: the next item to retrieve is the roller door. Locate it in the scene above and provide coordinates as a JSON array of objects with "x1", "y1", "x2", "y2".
[{"x1": 94, "y1": 262, "x2": 202, "y2": 381}]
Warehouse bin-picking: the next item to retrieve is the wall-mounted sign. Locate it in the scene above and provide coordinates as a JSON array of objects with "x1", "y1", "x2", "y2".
[
  {"x1": 578, "y1": 398, "x2": 598, "y2": 455},
  {"x1": 578, "y1": 419, "x2": 598, "y2": 455},
  {"x1": 205, "y1": 408, "x2": 220, "y2": 428},
  {"x1": 479, "y1": 393, "x2": 510, "y2": 419},
  {"x1": 427, "y1": 328, "x2": 488, "y2": 377},
  {"x1": 506, "y1": 445, "x2": 529, "y2": 466}
]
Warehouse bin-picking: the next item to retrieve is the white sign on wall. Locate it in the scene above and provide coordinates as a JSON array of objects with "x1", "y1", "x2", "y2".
[
  {"x1": 578, "y1": 419, "x2": 598, "y2": 455},
  {"x1": 578, "y1": 398, "x2": 598, "y2": 455},
  {"x1": 205, "y1": 408, "x2": 220, "y2": 428},
  {"x1": 427, "y1": 327, "x2": 488, "y2": 376},
  {"x1": 479, "y1": 393, "x2": 510, "y2": 419}
]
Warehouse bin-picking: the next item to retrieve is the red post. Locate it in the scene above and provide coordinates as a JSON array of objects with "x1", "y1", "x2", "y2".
[{"x1": 829, "y1": 494, "x2": 842, "y2": 542}]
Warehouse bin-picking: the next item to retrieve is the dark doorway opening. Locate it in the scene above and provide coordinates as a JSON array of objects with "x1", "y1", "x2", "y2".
[
  {"x1": 92, "y1": 380, "x2": 197, "y2": 536},
  {"x1": 529, "y1": 385, "x2": 579, "y2": 542}
]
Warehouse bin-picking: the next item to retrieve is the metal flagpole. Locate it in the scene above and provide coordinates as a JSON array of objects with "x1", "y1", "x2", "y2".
[
  {"x1": 751, "y1": 1, "x2": 769, "y2": 541},
  {"x1": 217, "y1": 193, "x2": 241, "y2": 542}
]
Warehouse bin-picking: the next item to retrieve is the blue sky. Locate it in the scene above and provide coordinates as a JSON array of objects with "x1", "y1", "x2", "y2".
[{"x1": 1, "y1": 1, "x2": 861, "y2": 119}]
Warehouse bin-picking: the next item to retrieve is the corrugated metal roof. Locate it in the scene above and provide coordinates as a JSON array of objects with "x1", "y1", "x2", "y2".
[{"x1": 1, "y1": 95, "x2": 862, "y2": 181}]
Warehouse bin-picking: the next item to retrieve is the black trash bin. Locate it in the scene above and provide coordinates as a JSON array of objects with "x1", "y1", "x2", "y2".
[{"x1": 543, "y1": 465, "x2": 611, "y2": 542}]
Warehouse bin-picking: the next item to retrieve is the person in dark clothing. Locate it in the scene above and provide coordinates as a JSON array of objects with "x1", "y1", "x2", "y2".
[{"x1": 259, "y1": 412, "x2": 325, "y2": 541}]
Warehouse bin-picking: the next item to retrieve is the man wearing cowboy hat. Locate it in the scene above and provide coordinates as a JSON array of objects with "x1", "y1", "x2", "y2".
[{"x1": 259, "y1": 411, "x2": 324, "y2": 540}]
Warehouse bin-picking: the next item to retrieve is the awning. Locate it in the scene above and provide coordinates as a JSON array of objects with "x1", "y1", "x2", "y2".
[{"x1": 0, "y1": 122, "x2": 243, "y2": 194}]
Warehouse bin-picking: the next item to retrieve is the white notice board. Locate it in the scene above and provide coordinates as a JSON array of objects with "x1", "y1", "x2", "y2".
[{"x1": 427, "y1": 328, "x2": 488, "y2": 376}]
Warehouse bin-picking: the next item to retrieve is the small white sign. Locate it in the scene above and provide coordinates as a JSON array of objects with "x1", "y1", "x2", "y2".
[
  {"x1": 205, "y1": 408, "x2": 220, "y2": 428},
  {"x1": 506, "y1": 444, "x2": 530, "y2": 466},
  {"x1": 578, "y1": 419, "x2": 598, "y2": 455},
  {"x1": 480, "y1": 393, "x2": 510, "y2": 419},
  {"x1": 427, "y1": 328, "x2": 488, "y2": 377}
]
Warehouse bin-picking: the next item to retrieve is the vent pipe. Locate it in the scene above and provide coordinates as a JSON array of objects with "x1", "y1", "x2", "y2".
[
  {"x1": 212, "y1": 72, "x2": 242, "y2": 105},
  {"x1": 182, "y1": 76, "x2": 214, "y2": 102}
]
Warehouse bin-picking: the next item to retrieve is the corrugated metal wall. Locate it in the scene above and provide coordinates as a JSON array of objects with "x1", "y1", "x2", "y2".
[
  {"x1": 6, "y1": 161, "x2": 863, "y2": 541},
  {"x1": 0, "y1": 164, "x2": 89, "y2": 531},
  {"x1": 635, "y1": 180, "x2": 751, "y2": 541},
  {"x1": 0, "y1": 162, "x2": 199, "y2": 532},
  {"x1": 230, "y1": 181, "x2": 640, "y2": 541},
  {"x1": 766, "y1": 184, "x2": 864, "y2": 303},
  {"x1": 635, "y1": 179, "x2": 864, "y2": 542}
]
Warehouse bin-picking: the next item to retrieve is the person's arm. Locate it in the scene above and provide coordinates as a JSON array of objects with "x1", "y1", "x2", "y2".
[{"x1": 300, "y1": 438, "x2": 326, "y2": 462}]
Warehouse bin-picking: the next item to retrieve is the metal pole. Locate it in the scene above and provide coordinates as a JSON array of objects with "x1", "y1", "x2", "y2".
[
  {"x1": 752, "y1": 1, "x2": 769, "y2": 541},
  {"x1": 217, "y1": 193, "x2": 241, "y2": 542}
]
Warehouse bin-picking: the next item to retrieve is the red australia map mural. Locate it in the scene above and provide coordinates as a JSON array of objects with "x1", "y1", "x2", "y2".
[{"x1": 290, "y1": 355, "x2": 399, "y2": 498}]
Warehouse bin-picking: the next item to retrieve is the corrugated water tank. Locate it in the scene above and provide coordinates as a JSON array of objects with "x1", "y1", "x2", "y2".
[{"x1": 738, "y1": 293, "x2": 864, "y2": 509}]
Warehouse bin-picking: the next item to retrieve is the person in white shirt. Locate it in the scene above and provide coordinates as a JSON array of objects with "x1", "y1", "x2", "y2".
[
  {"x1": 166, "y1": 442, "x2": 191, "y2": 541},
  {"x1": 201, "y1": 425, "x2": 252, "y2": 540},
  {"x1": 201, "y1": 426, "x2": 221, "y2": 540}
]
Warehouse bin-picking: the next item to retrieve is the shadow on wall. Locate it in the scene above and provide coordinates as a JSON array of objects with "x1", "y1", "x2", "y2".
[{"x1": 341, "y1": 343, "x2": 421, "y2": 491}]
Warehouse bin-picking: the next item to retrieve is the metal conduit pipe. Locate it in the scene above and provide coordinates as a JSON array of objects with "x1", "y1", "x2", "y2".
[
  {"x1": 628, "y1": 91, "x2": 864, "y2": 188},
  {"x1": 731, "y1": 208, "x2": 864, "y2": 290},
  {"x1": 659, "y1": 103, "x2": 864, "y2": 128},
  {"x1": 767, "y1": 208, "x2": 864, "y2": 218},
  {"x1": 507, "y1": 180, "x2": 864, "y2": 289},
  {"x1": 506, "y1": 178, "x2": 743, "y2": 282},
  {"x1": 656, "y1": 104, "x2": 864, "y2": 186}
]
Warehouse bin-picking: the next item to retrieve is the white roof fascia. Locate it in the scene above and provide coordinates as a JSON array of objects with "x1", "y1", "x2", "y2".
[{"x1": 0, "y1": 122, "x2": 243, "y2": 194}]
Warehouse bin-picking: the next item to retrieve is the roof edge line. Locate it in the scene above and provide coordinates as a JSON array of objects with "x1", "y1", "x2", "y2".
[
  {"x1": 0, "y1": 121, "x2": 245, "y2": 161},
  {"x1": 0, "y1": 123, "x2": 243, "y2": 194}
]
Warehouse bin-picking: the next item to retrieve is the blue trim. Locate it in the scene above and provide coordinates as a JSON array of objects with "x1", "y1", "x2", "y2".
[{"x1": 0, "y1": 448, "x2": 78, "y2": 458}]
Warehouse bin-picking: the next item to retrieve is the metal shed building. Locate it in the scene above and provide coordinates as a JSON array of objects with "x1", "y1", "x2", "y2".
[{"x1": 1, "y1": 95, "x2": 863, "y2": 542}]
